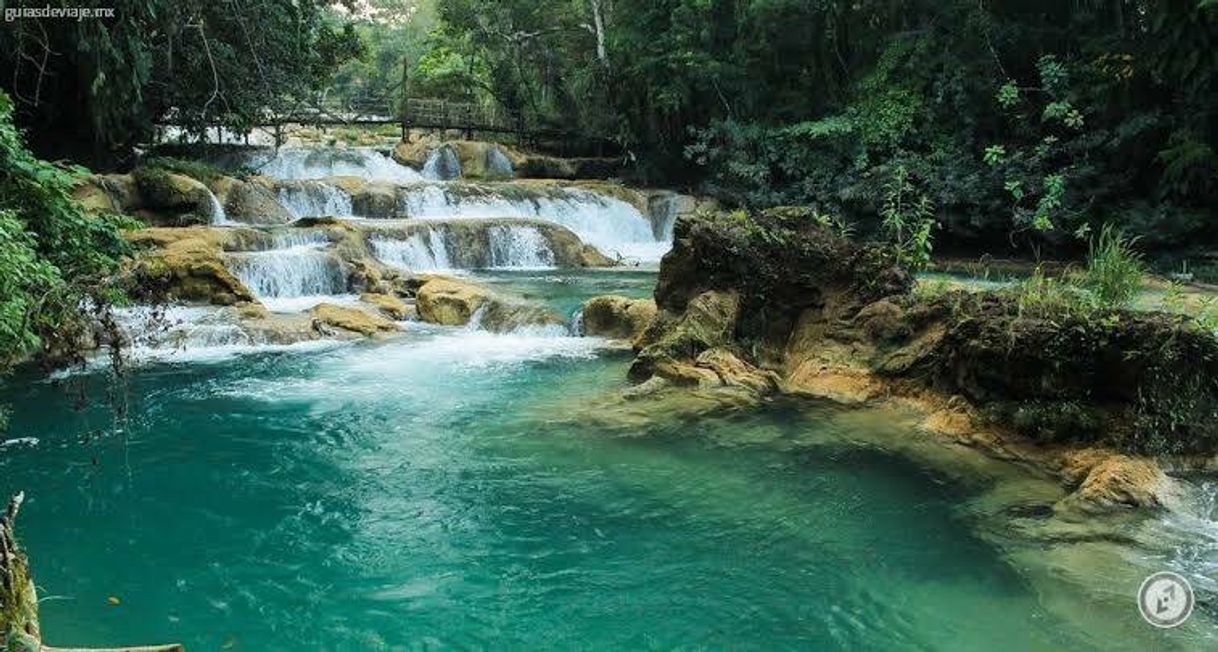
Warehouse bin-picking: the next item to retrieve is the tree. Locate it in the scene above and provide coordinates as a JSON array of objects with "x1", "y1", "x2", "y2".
[{"x1": 0, "y1": 0, "x2": 364, "y2": 168}]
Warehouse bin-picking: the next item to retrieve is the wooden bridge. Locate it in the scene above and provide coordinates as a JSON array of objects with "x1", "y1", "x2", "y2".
[{"x1": 157, "y1": 57, "x2": 592, "y2": 149}]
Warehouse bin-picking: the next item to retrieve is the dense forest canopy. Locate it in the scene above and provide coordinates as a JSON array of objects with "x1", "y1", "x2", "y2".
[
  {"x1": 406, "y1": 0, "x2": 1217, "y2": 250},
  {"x1": 0, "y1": 0, "x2": 363, "y2": 167},
  {"x1": 0, "y1": 0, "x2": 1215, "y2": 253}
]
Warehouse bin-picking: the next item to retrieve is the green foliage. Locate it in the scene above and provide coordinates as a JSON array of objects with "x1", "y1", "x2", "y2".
[
  {"x1": 1081, "y1": 225, "x2": 1144, "y2": 309},
  {"x1": 426, "y1": 0, "x2": 1218, "y2": 251},
  {"x1": 0, "y1": 91, "x2": 131, "y2": 374},
  {"x1": 0, "y1": 0, "x2": 363, "y2": 166},
  {"x1": 880, "y1": 166, "x2": 936, "y2": 270}
]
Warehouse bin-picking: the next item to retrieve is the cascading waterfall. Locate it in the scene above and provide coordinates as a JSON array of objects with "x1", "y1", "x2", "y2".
[
  {"x1": 249, "y1": 147, "x2": 422, "y2": 183},
  {"x1": 370, "y1": 231, "x2": 453, "y2": 272},
  {"x1": 421, "y1": 146, "x2": 462, "y2": 181},
  {"x1": 397, "y1": 184, "x2": 665, "y2": 263},
  {"x1": 487, "y1": 225, "x2": 555, "y2": 269},
  {"x1": 271, "y1": 229, "x2": 332, "y2": 249},
  {"x1": 276, "y1": 182, "x2": 354, "y2": 219},
  {"x1": 228, "y1": 244, "x2": 350, "y2": 312}
]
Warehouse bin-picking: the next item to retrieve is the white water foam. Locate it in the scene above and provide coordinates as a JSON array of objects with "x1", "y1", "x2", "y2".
[
  {"x1": 370, "y1": 231, "x2": 453, "y2": 272},
  {"x1": 205, "y1": 188, "x2": 230, "y2": 225},
  {"x1": 228, "y1": 245, "x2": 349, "y2": 310},
  {"x1": 487, "y1": 225, "x2": 555, "y2": 269},
  {"x1": 397, "y1": 184, "x2": 665, "y2": 263},
  {"x1": 254, "y1": 147, "x2": 422, "y2": 183},
  {"x1": 276, "y1": 182, "x2": 354, "y2": 219}
]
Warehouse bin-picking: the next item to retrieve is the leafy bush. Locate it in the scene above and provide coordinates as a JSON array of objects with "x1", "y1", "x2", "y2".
[{"x1": 0, "y1": 91, "x2": 133, "y2": 375}]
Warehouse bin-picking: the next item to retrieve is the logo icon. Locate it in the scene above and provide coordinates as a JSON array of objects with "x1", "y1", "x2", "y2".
[{"x1": 1138, "y1": 571, "x2": 1194, "y2": 628}]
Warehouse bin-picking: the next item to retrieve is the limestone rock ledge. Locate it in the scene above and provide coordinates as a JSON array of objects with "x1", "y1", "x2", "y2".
[{"x1": 620, "y1": 208, "x2": 1218, "y2": 514}]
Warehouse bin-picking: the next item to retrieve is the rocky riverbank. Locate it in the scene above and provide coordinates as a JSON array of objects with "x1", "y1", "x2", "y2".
[{"x1": 586, "y1": 208, "x2": 1218, "y2": 515}]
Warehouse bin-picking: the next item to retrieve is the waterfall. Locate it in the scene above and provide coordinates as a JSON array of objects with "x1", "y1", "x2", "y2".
[
  {"x1": 228, "y1": 245, "x2": 349, "y2": 311},
  {"x1": 648, "y1": 193, "x2": 685, "y2": 241},
  {"x1": 205, "y1": 188, "x2": 229, "y2": 225},
  {"x1": 422, "y1": 146, "x2": 462, "y2": 181},
  {"x1": 370, "y1": 231, "x2": 453, "y2": 272},
  {"x1": 276, "y1": 182, "x2": 354, "y2": 219},
  {"x1": 271, "y1": 229, "x2": 332, "y2": 249},
  {"x1": 250, "y1": 147, "x2": 422, "y2": 183},
  {"x1": 487, "y1": 225, "x2": 555, "y2": 269},
  {"x1": 397, "y1": 184, "x2": 665, "y2": 263}
]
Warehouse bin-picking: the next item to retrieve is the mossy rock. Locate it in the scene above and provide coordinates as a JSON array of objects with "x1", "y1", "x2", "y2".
[
  {"x1": 582, "y1": 295, "x2": 656, "y2": 342},
  {"x1": 132, "y1": 168, "x2": 217, "y2": 226}
]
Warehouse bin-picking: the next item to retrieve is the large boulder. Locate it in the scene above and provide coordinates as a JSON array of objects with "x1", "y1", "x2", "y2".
[
  {"x1": 128, "y1": 230, "x2": 257, "y2": 305},
  {"x1": 217, "y1": 177, "x2": 294, "y2": 225},
  {"x1": 415, "y1": 277, "x2": 560, "y2": 331},
  {"x1": 351, "y1": 182, "x2": 401, "y2": 219},
  {"x1": 582, "y1": 295, "x2": 656, "y2": 342},
  {"x1": 132, "y1": 169, "x2": 220, "y2": 226}
]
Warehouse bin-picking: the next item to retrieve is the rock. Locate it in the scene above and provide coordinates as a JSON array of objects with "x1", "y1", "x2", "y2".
[
  {"x1": 308, "y1": 303, "x2": 399, "y2": 337},
  {"x1": 1059, "y1": 453, "x2": 1169, "y2": 513},
  {"x1": 351, "y1": 182, "x2": 401, "y2": 218},
  {"x1": 630, "y1": 290, "x2": 740, "y2": 382},
  {"x1": 126, "y1": 226, "x2": 276, "y2": 305},
  {"x1": 694, "y1": 347, "x2": 780, "y2": 393},
  {"x1": 221, "y1": 178, "x2": 294, "y2": 225},
  {"x1": 415, "y1": 277, "x2": 560, "y2": 331},
  {"x1": 392, "y1": 140, "x2": 431, "y2": 168},
  {"x1": 360, "y1": 292, "x2": 414, "y2": 320},
  {"x1": 133, "y1": 169, "x2": 219, "y2": 226},
  {"x1": 72, "y1": 178, "x2": 119, "y2": 213},
  {"x1": 130, "y1": 236, "x2": 256, "y2": 305},
  {"x1": 516, "y1": 155, "x2": 577, "y2": 179},
  {"x1": 581, "y1": 295, "x2": 656, "y2": 342}
]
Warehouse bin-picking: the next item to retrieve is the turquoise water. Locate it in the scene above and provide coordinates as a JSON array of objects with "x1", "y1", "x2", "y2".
[{"x1": 0, "y1": 272, "x2": 1210, "y2": 650}]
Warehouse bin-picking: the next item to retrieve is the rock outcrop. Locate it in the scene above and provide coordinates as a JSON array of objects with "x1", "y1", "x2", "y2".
[
  {"x1": 626, "y1": 208, "x2": 1218, "y2": 512},
  {"x1": 215, "y1": 177, "x2": 294, "y2": 225},
  {"x1": 127, "y1": 227, "x2": 261, "y2": 305}
]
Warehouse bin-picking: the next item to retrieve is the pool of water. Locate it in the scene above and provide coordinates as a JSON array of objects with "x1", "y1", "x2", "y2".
[{"x1": 0, "y1": 271, "x2": 1213, "y2": 650}]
